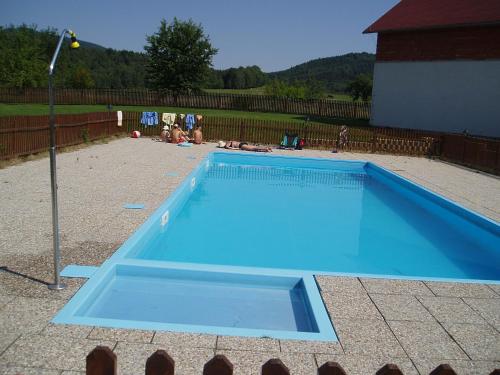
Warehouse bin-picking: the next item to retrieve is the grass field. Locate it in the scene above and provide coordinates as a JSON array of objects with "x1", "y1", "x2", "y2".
[
  {"x1": 0, "y1": 103, "x2": 370, "y2": 126},
  {"x1": 204, "y1": 87, "x2": 356, "y2": 102}
]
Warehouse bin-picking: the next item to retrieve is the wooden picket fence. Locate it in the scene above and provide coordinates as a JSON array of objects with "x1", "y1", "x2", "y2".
[
  {"x1": 86, "y1": 346, "x2": 499, "y2": 375},
  {"x1": 0, "y1": 87, "x2": 371, "y2": 120},
  {"x1": 121, "y1": 112, "x2": 440, "y2": 156},
  {"x1": 0, "y1": 112, "x2": 120, "y2": 159}
]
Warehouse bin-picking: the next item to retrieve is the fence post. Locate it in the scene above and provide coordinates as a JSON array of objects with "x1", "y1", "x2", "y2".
[
  {"x1": 145, "y1": 350, "x2": 175, "y2": 375},
  {"x1": 261, "y1": 358, "x2": 289, "y2": 375},
  {"x1": 371, "y1": 127, "x2": 378, "y2": 153},
  {"x1": 318, "y1": 361, "x2": 347, "y2": 375},
  {"x1": 239, "y1": 120, "x2": 245, "y2": 142},
  {"x1": 376, "y1": 363, "x2": 404, "y2": 375},
  {"x1": 429, "y1": 364, "x2": 457, "y2": 375},
  {"x1": 203, "y1": 354, "x2": 233, "y2": 375},
  {"x1": 86, "y1": 346, "x2": 116, "y2": 375}
]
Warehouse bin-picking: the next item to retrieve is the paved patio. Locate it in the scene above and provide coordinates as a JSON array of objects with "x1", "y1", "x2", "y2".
[{"x1": 0, "y1": 138, "x2": 499, "y2": 374}]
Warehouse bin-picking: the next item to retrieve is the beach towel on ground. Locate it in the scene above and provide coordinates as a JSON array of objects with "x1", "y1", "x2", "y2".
[
  {"x1": 185, "y1": 114, "x2": 196, "y2": 130},
  {"x1": 117, "y1": 111, "x2": 123, "y2": 127},
  {"x1": 140, "y1": 112, "x2": 159, "y2": 126}
]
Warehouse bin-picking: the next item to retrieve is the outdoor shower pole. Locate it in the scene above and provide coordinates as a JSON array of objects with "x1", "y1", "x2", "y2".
[{"x1": 47, "y1": 29, "x2": 79, "y2": 290}]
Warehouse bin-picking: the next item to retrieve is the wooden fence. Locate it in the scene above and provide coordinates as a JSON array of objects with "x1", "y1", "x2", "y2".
[
  {"x1": 86, "y1": 346, "x2": 499, "y2": 375},
  {"x1": 440, "y1": 134, "x2": 500, "y2": 175},
  {"x1": 0, "y1": 87, "x2": 371, "y2": 120},
  {"x1": 4, "y1": 111, "x2": 500, "y2": 175},
  {"x1": 121, "y1": 112, "x2": 440, "y2": 157},
  {"x1": 0, "y1": 112, "x2": 120, "y2": 159}
]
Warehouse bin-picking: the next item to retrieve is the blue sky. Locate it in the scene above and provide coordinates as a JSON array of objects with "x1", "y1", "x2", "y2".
[{"x1": 1, "y1": 0, "x2": 399, "y2": 72}]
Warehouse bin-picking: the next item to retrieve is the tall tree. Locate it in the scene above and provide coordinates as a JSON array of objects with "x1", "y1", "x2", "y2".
[
  {"x1": 145, "y1": 18, "x2": 217, "y2": 95},
  {"x1": 347, "y1": 74, "x2": 373, "y2": 102}
]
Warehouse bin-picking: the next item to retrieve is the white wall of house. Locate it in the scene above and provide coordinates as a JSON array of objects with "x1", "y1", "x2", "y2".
[{"x1": 371, "y1": 60, "x2": 500, "y2": 137}]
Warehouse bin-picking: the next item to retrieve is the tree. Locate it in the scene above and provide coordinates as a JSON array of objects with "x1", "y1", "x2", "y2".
[
  {"x1": 347, "y1": 74, "x2": 373, "y2": 102},
  {"x1": 68, "y1": 66, "x2": 95, "y2": 88},
  {"x1": 145, "y1": 18, "x2": 217, "y2": 95}
]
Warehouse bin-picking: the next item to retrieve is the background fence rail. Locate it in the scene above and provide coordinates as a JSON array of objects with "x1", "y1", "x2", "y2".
[{"x1": 0, "y1": 87, "x2": 371, "y2": 120}]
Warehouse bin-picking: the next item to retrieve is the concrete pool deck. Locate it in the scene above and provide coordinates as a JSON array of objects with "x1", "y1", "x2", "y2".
[{"x1": 0, "y1": 138, "x2": 499, "y2": 374}]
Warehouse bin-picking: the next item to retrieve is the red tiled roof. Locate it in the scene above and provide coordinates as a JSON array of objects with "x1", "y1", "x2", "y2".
[{"x1": 364, "y1": 0, "x2": 500, "y2": 33}]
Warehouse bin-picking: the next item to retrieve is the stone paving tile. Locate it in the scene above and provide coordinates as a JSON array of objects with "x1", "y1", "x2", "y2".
[
  {"x1": 0, "y1": 365, "x2": 61, "y2": 375},
  {"x1": 88, "y1": 327, "x2": 154, "y2": 343},
  {"x1": 418, "y1": 296, "x2": 487, "y2": 324},
  {"x1": 463, "y1": 298, "x2": 500, "y2": 331},
  {"x1": 333, "y1": 319, "x2": 406, "y2": 358},
  {"x1": 0, "y1": 296, "x2": 65, "y2": 335},
  {"x1": 41, "y1": 323, "x2": 93, "y2": 339},
  {"x1": 370, "y1": 293, "x2": 435, "y2": 322},
  {"x1": 412, "y1": 358, "x2": 500, "y2": 375},
  {"x1": 153, "y1": 331, "x2": 217, "y2": 349},
  {"x1": 279, "y1": 339, "x2": 343, "y2": 355},
  {"x1": 0, "y1": 294, "x2": 15, "y2": 310},
  {"x1": 443, "y1": 323, "x2": 500, "y2": 361},
  {"x1": 360, "y1": 278, "x2": 434, "y2": 296},
  {"x1": 322, "y1": 292, "x2": 383, "y2": 321},
  {"x1": 387, "y1": 320, "x2": 468, "y2": 360},
  {"x1": 315, "y1": 354, "x2": 419, "y2": 375},
  {"x1": 114, "y1": 342, "x2": 214, "y2": 375},
  {"x1": 0, "y1": 334, "x2": 115, "y2": 372},
  {"x1": 216, "y1": 349, "x2": 316, "y2": 375},
  {"x1": 315, "y1": 276, "x2": 366, "y2": 294},
  {"x1": 425, "y1": 282, "x2": 498, "y2": 299},
  {"x1": 216, "y1": 336, "x2": 279, "y2": 353},
  {"x1": 488, "y1": 284, "x2": 500, "y2": 297},
  {"x1": 0, "y1": 333, "x2": 19, "y2": 357}
]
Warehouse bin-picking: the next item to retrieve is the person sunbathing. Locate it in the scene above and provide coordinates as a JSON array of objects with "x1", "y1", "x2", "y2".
[{"x1": 219, "y1": 140, "x2": 272, "y2": 152}]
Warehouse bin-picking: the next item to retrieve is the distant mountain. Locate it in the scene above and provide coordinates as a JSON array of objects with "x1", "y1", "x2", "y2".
[{"x1": 268, "y1": 53, "x2": 375, "y2": 92}]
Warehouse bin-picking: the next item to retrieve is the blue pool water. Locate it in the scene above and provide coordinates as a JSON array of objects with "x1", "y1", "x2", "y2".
[{"x1": 135, "y1": 153, "x2": 500, "y2": 281}]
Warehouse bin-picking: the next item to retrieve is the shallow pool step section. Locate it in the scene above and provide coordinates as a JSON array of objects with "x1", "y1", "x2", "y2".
[
  {"x1": 61, "y1": 265, "x2": 99, "y2": 278},
  {"x1": 54, "y1": 263, "x2": 337, "y2": 341}
]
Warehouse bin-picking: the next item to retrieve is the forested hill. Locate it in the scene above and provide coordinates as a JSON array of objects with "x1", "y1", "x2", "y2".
[
  {"x1": 268, "y1": 53, "x2": 375, "y2": 92},
  {"x1": 0, "y1": 25, "x2": 148, "y2": 89},
  {"x1": 1, "y1": 25, "x2": 374, "y2": 92}
]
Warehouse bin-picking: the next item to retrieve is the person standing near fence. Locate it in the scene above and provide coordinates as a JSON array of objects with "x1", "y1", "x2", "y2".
[{"x1": 338, "y1": 126, "x2": 349, "y2": 150}]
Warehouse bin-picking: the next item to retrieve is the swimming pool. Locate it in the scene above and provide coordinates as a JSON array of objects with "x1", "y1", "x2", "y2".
[
  {"x1": 127, "y1": 152, "x2": 499, "y2": 281},
  {"x1": 54, "y1": 152, "x2": 500, "y2": 339}
]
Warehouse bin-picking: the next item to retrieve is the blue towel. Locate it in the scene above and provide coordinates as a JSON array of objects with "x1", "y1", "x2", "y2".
[
  {"x1": 140, "y1": 112, "x2": 158, "y2": 126},
  {"x1": 123, "y1": 203, "x2": 145, "y2": 209},
  {"x1": 185, "y1": 114, "x2": 196, "y2": 130}
]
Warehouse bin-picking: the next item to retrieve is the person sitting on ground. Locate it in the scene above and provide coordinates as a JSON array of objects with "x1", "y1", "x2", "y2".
[
  {"x1": 160, "y1": 126, "x2": 170, "y2": 142},
  {"x1": 171, "y1": 124, "x2": 190, "y2": 143},
  {"x1": 218, "y1": 140, "x2": 272, "y2": 152},
  {"x1": 193, "y1": 125, "x2": 203, "y2": 144}
]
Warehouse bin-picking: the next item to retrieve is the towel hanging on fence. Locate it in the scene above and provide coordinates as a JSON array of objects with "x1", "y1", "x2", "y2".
[
  {"x1": 185, "y1": 114, "x2": 196, "y2": 130},
  {"x1": 140, "y1": 112, "x2": 159, "y2": 126},
  {"x1": 117, "y1": 111, "x2": 123, "y2": 127},
  {"x1": 162, "y1": 113, "x2": 176, "y2": 126}
]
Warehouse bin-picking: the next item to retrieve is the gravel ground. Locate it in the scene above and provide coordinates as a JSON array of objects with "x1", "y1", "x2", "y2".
[{"x1": 0, "y1": 137, "x2": 499, "y2": 374}]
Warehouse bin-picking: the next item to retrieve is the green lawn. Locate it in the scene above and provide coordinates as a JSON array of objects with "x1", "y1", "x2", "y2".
[
  {"x1": 204, "y1": 87, "x2": 357, "y2": 102},
  {"x1": 0, "y1": 103, "x2": 369, "y2": 126}
]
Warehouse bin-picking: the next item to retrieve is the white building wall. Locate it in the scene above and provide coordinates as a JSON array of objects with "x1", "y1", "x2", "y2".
[{"x1": 371, "y1": 60, "x2": 500, "y2": 137}]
